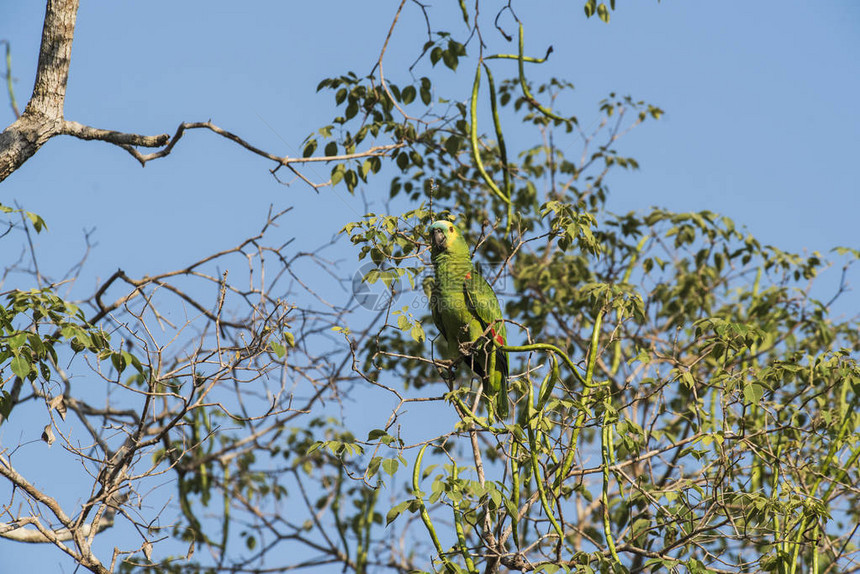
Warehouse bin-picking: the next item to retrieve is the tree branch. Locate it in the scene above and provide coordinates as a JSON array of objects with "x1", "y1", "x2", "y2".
[
  {"x1": 0, "y1": 0, "x2": 77, "y2": 181},
  {"x1": 125, "y1": 120, "x2": 405, "y2": 174},
  {"x1": 26, "y1": 0, "x2": 77, "y2": 118},
  {"x1": 1, "y1": 41, "x2": 21, "y2": 119},
  {"x1": 0, "y1": 1, "x2": 157, "y2": 182},
  {"x1": 0, "y1": 0, "x2": 403, "y2": 186},
  {"x1": 0, "y1": 512, "x2": 117, "y2": 544},
  {"x1": 0, "y1": 454, "x2": 73, "y2": 527},
  {"x1": 61, "y1": 121, "x2": 169, "y2": 148}
]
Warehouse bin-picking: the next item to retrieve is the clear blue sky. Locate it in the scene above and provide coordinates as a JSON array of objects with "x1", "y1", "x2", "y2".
[{"x1": 2, "y1": 1, "x2": 859, "y2": 570}]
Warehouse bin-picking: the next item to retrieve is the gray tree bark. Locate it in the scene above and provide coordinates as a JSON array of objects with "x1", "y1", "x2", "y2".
[
  {"x1": 0, "y1": 0, "x2": 76, "y2": 182},
  {"x1": 0, "y1": 0, "x2": 167, "y2": 184}
]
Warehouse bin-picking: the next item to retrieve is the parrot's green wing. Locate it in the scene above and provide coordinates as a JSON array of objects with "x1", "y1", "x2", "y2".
[
  {"x1": 462, "y1": 264, "x2": 507, "y2": 345},
  {"x1": 463, "y1": 264, "x2": 509, "y2": 417}
]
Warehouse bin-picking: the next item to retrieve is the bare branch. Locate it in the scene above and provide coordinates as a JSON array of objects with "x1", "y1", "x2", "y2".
[
  {"x1": 1, "y1": 40, "x2": 20, "y2": 119},
  {"x1": 0, "y1": 511, "x2": 117, "y2": 544},
  {"x1": 125, "y1": 120, "x2": 405, "y2": 183},
  {"x1": 61, "y1": 121, "x2": 169, "y2": 148}
]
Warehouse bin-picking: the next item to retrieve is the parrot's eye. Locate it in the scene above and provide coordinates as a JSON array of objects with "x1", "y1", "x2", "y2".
[{"x1": 448, "y1": 225, "x2": 453, "y2": 232}]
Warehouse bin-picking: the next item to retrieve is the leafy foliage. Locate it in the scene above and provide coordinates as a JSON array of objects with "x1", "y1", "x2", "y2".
[{"x1": 325, "y1": 8, "x2": 859, "y2": 574}]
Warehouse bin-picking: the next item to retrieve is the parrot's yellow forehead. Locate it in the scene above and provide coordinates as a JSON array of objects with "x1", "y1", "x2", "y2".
[{"x1": 429, "y1": 220, "x2": 458, "y2": 236}]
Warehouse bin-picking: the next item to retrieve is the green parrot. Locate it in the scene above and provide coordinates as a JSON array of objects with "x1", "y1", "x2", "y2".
[{"x1": 427, "y1": 220, "x2": 509, "y2": 418}]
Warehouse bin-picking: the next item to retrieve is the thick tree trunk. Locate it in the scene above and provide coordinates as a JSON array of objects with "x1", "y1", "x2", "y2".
[
  {"x1": 0, "y1": 0, "x2": 172, "y2": 183},
  {"x1": 0, "y1": 0, "x2": 78, "y2": 183},
  {"x1": 27, "y1": 0, "x2": 77, "y2": 118},
  {"x1": 0, "y1": 113, "x2": 64, "y2": 182}
]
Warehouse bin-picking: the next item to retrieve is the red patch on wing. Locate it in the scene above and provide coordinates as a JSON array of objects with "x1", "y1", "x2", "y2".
[
  {"x1": 490, "y1": 327, "x2": 505, "y2": 345},
  {"x1": 465, "y1": 272, "x2": 472, "y2": 280}
]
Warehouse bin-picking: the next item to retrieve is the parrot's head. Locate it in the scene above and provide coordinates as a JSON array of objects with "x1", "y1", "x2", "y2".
[{"x1": 428, "y1": 220, "x2": 469, "y2": 258}]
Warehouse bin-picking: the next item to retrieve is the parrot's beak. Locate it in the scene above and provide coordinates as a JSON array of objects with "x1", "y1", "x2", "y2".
[{"x1": 431, "y1": 228, "x2": 446, "y2": 249}]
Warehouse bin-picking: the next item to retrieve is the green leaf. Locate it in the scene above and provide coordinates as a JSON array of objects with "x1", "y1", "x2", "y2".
[
  {"x1": 0, "y1": 390, "x2": 13, "y2": 419},
  {"x1": 331, "y1": 164, "x2": 345, "y2": 185},
  {"x1": 7, "y1": 333, "x2": 27, "y2": 350},
  {"x1": 597, "y1": 2, "x2": 610, "y2": 22},
  {"x1": 10, "y1": 354, "x2": 31, "y2": 379},
  {"x1": 382, "y1": 458, "x2": 399, "y2": 476},
  {"x1": 743, "y1": 382, "x2": 765, "y2": 405},
  {"x1": 345, "y1": 100, "x2": 358, "y2": 120},
  {"x1": 386, "y1": 500, "x2": 410, "y2": 525},
  {"x1": 444, "y1": 136, "x2": 461, "y2": 156},
  {"x1": 442, "y1": 49, "x2": 458, "y2": 71},
  {"x1": 26, "y1": 212, "x2": 47, "y2": 233},
  {"x1": 335, "y1": 87, "x2": 347, "y2": 104},
  {"x1": 584, "y1": 0, "x2": 596, "y2": 18},
  {"x1": 397, "y1": 314, "x2": 410, "y2": 331},
  {"x1": 396, "y1": 152, "x2": 409, "y2": 171},
  {"x1": 410, "y1": 323, "x2": 425, "y2": 343},
  {"x1": 270, "y1": 341, "x2": 286, "y2": 358},
  {"x1": 111, "y1": 351, "x2": 127, "y2": 375},
  {"x1": 367, "y1": 428, "x2": 389, "y2": 440},
  {"x1": 283, "y1": 331, "x2": 295, "y2": 347},
  {"x1": 302, "y1": 139, "x2": 317, "y2": 158},
  {"x1": 430, "y1": 46, "x2": 442, "y2": 66},
  {"x1": 344, "y1": 169, "x2": 358, "y2": 192}
]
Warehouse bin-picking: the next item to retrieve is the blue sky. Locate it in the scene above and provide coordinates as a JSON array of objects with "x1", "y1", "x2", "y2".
[
  {"x1": 3, "y1": 2, "x2": 857, "y2": 300},
  {"x1": 2, "y1": 1, "x2": 859, "y2": 570}
]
